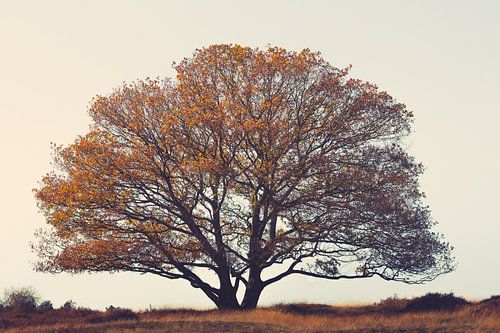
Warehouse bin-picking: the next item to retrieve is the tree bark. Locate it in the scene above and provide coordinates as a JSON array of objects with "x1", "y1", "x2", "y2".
[
  {"x1": 216, "y1": 285, "x2": 240, "y2": 310},
  {"x1": 240, "y1": 267, "x2": 264, "y2": 310},
  {"x1": 216, "y1": 293, "x2": 240, "y2": 310},
  {"x1": 240, "y1": 283, "x2": 263, "y2": 309},
  {"x1": 216, "y1": 275, "x2": 240, "y2": 310}
]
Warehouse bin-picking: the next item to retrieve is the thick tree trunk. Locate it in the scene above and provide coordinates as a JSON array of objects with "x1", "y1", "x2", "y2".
[
  {"x1": 216, "y1": 286, "x2": 239, "y2": 310},
  {"x1": 240, "y1": 267, "x2": 264, "y2": 310},
  {"x1": 215, "y1": 271, "x2": 240, "y2": 310},
  {"x1": 214, "y1": 285, "x2": 264, "y2": 310},
  {"x1": 211, "y1": 267, "x2": 265, "y2": 310},
  {"x1": 241, "y1": 284, "x2": 263, "y2": 309},
  {"x1": 216, "y1": 293, "x2": 240, "y2": 310}
]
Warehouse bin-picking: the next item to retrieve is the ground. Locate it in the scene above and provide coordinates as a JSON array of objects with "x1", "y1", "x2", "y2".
[{"x1": 1, "y1": 295, "x2": 498, "y2": 333}]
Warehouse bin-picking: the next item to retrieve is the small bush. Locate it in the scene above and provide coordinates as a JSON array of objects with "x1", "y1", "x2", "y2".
[
  {"x1": 38, "y1": 300, "x2": 54, "y2": 311},
  {"x1": 472, "y1": 295, "x2": 500, "y2": 315},
  {"x1": 85, "y1": 314, "x2": 104, "y2": 323},
  {"x1": 61, "y1": 300, "x2": 77, "y2": 310},
  {"x1": 272, "y1": 303, "x2": 338, "y2": 315},
  {"x1": 86, "y1": 307, "x2": 139, "y2": 323},
  {"x1": 375, "y1": 295, "x2": 409, "y2": 314},
  {"x1": 105, "y1": 307, "x2": 139, "y2": 321},
  {"x1": 479, "y1": 295, "x2": 500, "y2": 306},
  {"x1": 106, "y1": 305, "x2": 116, "y2": 311},
  {"x1": 404, "y1": 293, "x2": 469, "y2": 312},
  {"x1": 3, "y1": 287, "x2": 39, "y2": 313}
]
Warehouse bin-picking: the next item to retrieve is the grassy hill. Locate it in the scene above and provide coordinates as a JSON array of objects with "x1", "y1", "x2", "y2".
[{"x1": 1, "y1": 294, "x2": 498, "y2": 332}]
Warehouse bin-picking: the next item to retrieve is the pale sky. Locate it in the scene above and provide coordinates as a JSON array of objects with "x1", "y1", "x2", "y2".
[{"x1": 0, "y1": 0, "x2": 498, "y2": 310}]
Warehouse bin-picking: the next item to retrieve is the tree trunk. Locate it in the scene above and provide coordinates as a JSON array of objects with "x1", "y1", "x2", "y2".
[
  {"x1": 241, "y1": 283, "x2": 263, "y2": 309},
  {"x1": 216, "y1": 293, "x2": 240, "y2": 310},
  {"x1": 215, "y1": 271, "x2": 240, "y2": 310},
  {"x1": 216, "y1": 286, "x2": 240, "y2": 310},
  {"x1": 240, "y1": 267, "x2": 264, "y2": 310}
]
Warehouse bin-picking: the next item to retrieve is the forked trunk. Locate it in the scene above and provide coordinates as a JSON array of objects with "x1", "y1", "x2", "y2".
[{"x1": 213, "y1": 268, "x2": 264, "y2": 310}]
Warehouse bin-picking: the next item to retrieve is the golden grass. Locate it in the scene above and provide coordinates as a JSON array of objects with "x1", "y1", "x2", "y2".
[
  {"x1": 4, "y1": 306, "x2": 499, "y2": 333},
  {"x1": 159, "y1": 307, "x2": 499, "y2": 332}
]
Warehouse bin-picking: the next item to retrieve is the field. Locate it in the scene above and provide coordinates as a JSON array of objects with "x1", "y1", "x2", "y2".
[{"x1": 1, "y1": 294, "x2": 498, "y2": 333}]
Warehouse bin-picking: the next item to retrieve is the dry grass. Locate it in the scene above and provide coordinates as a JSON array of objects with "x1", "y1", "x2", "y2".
[
  {"x1": 162, "y1": 308, "x2": 499, "y2": 332},
  {"x1": 2, "y1": 296, "x2": 499, "y2": 333}
]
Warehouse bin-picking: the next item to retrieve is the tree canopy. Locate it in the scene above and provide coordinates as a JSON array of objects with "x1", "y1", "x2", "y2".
[{"x1": 34, "y1": 44, "x2": 453, "y2": 309}]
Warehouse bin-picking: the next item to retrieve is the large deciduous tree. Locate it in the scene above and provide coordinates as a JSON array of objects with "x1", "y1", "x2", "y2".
[{"x1": 34, "y1": 45, "x2": 453, "y2": 310}]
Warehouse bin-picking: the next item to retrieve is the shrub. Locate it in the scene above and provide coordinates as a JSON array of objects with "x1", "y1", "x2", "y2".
[
  {"x1": 472, "y1": 295, "x2": 500, "y2": 315},
  {"x1": 86, "y1": 307, "x2": 139, "y2": 323},
  {"x1": 479, "y1": 295, "x2": 500, "y2": 306},
  {"x1": 3, "y1": 287, "x2": 39, "y2": 313},
  {"x1": 38, "y1": 300, "x2": 54, "y2": 311},
  {"x1": 86, "y1": 314, "x2": 105, "y2": 324},
  {"x1": 272, "y1": 303, "x2": 338, "y2": 315},
  {"x1": 404, "y1": 293, "x2": 469, "y2": 312},
  {"x1": 105, "y1": 307, "x2": 139, "y2": 321},
  {"x1": 61, "y1": 300, "x2": 76, "y2": 310},
  {"x1": 375, "y1": 295, "x2": 409, "y2": 314}
]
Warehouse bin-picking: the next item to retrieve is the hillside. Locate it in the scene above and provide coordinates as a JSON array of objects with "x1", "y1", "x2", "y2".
[{"x1": 1, "y1": 294, "x2": 498, "y2": 332}]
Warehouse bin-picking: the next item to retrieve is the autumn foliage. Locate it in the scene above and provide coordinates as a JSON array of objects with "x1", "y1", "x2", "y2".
[{"x1": 34, "y1": 44, "x2": 453, "y2": 309}]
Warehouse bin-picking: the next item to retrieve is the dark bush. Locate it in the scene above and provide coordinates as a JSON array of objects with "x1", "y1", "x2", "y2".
[
  {"x1": 3, "y1": 287, "x2": 39, "y2": 313},
  {"x1": 472, "y1": 295, "x2": 500, "y2": 315},
  {"x1": 272, "y1": 303, "x2": 338, "y2": 315},
  {"x1": 61, "y1": 300, "x2": 76, "y2": 310},
  {"x1": 86, "y1": 314, "x2": 105, "y2": 324},
  {"x1": 87, "y1": 307, "x2": 139, "y2": 323},
  {"x1": 479, "y1": 295, "x2": 500, "y2": 306},
  {"x1": 404, "y1": 293, "x2": 469, "y2": 312},
  {"x1": 38, "y1": 300, "x2": 54, "y2": 311},
  {"x1": 105, "y1": 307, "x2": 139, "y2": 321},
  {"x1": 375, "y1": 295, "x2": 409, "y2": 314}
]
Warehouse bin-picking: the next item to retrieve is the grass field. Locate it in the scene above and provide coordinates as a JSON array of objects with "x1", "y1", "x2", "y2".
[{"x1": 1, "y1": 294, "x2": 498, "y2": 332}]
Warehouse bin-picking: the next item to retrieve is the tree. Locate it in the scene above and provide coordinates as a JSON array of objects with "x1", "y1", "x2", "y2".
[{"x1": 34, "y1": 45, "x2": 453, "y2": 310}]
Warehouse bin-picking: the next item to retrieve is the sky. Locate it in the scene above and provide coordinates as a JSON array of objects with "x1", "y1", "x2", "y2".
[{"x1": 0, "y1": 0, "x2": 498, "y2": 310}]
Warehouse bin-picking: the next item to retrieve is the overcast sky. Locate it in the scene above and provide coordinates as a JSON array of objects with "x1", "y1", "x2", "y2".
[{"x1": 0, "y1": 0, "x2": 498, "y2": 310}]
